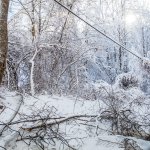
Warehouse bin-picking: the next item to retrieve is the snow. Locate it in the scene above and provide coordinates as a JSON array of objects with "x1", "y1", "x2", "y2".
[
  {"x1": 22, "y1": 95, "x2": 100, "y2": 116},
  {"x1": 0, "y1": 88, "x2": 22, "y2": 149},
  {"x1": 0, "y1": 88, "x2": 20, "y2": 124},
  {"x1": 0, "y1": 88, "x2": 150, "y2": 150}
]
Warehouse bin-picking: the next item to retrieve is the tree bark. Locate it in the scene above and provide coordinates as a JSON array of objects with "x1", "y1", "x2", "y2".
[{"x1": 0, "y1": 0, "x2": 9, "y2": 84}]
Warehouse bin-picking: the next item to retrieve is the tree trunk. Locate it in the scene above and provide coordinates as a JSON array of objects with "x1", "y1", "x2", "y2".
[{"x1": 0, "y1": 0, "x2": 9, "y2": 84}]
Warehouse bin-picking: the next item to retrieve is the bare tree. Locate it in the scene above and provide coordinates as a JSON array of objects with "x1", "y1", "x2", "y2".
[{"x1": 0, "y1": 0, "x2": 9, "y2": 84}]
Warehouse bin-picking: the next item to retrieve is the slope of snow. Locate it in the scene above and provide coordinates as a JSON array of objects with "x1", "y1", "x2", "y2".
[{"x1": 0, "y1": 89, "x2": 150, "y2": 150}]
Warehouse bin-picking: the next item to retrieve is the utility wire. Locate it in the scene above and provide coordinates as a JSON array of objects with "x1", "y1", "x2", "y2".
[{"x1": 54, "y1": 0, "x2": 143, "y2": 61}]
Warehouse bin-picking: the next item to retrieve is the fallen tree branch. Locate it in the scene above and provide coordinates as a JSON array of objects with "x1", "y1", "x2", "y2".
[
  {"x1": 0, "y1": 146, "x2": 6, "y2": 150},
  {"x1": 21, "y1": 114, "x2": 97, "y2": 131},
  {"x1": 0, "y1": 116, "x2": 65, "y2": 126}
]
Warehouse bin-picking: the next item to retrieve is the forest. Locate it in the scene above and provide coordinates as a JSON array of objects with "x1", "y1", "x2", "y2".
[{"x1": 0, "y1": 0, "x2": 150, "y2": 149}]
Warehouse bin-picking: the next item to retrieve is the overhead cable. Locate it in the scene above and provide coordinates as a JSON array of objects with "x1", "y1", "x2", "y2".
[{"x1": 54, "y1": 0, "x2": 143, "y2": 60}]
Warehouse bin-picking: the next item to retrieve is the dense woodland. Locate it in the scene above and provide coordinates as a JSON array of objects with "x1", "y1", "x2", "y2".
[
  {"x1": 1, "y1": 0, "x2": 150, "y2": 150},
  {"x1": 3, "y1": 0, "x2": 150, "y2": 95}
]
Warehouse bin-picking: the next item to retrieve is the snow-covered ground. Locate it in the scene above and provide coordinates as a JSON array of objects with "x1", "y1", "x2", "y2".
[{"x1": 0, "y1": 88, "x2": 150, "y2": 150}]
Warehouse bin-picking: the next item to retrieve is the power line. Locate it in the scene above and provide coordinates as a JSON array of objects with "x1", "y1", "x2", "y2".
[{"x1": 54, "y1": 0, "x2": 143, "y2": 60}]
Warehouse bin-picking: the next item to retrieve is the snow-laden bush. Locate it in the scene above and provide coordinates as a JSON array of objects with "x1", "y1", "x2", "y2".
[
  {"x1": 122, "y1": 139, "x2": 143, "y2": 150},
  {"x1": 142, "y1": 58, "x2": 150, "y2": 73},
  {"x1": 114, "y1": 73, "x2": 139, "y2": 90},
  {"x1": 76, "y1": 80, "x2": 111, "y2": 101},
  {"x1": 94, "y1": 74, "x2": 150, "y2": 139},
  {"x1": 78, "y1": 80, "x2": 111, "y2": 101},
  {"x1": 100, "y1": 108, "x2": 145, "y2": 137}
]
